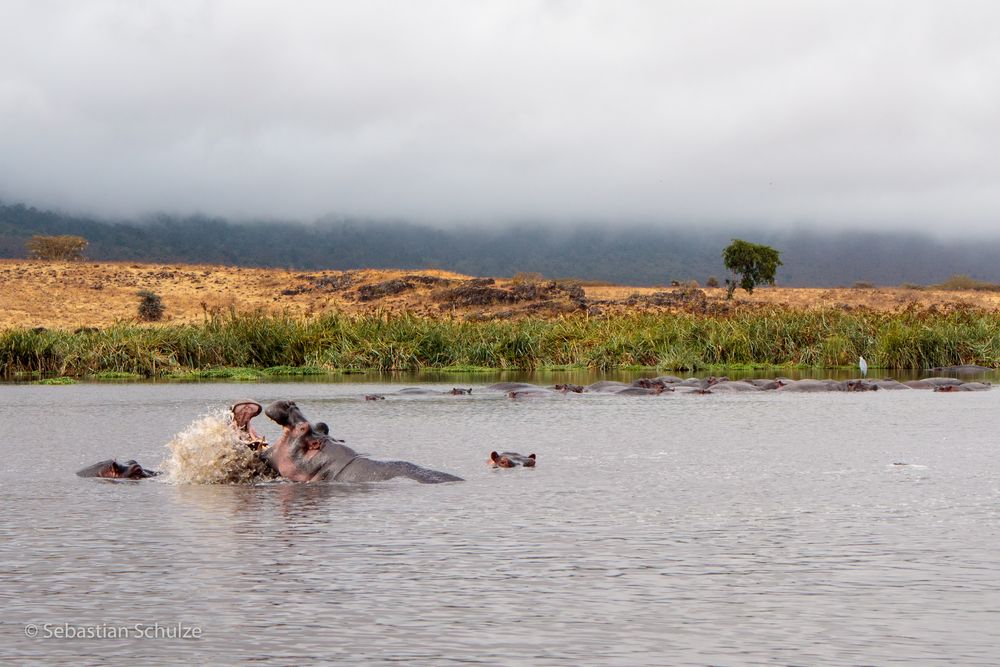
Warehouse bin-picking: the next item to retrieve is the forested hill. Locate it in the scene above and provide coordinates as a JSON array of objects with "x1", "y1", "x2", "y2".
[{"x1": 2, "y1": 201, "x2": 998, "y2": 287}]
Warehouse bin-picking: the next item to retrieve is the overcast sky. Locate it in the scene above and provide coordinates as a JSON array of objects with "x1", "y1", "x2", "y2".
[{"x1": 1, "y1": 1, "x2": 998, "y2": 231}]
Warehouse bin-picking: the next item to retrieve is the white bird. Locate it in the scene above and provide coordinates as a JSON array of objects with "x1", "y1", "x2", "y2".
[{"x1": 859, "y1": 356, "x2": 868, "y2": 378}]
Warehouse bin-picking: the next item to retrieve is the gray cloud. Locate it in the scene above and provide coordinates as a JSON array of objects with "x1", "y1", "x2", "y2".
[{"x1": 1, "y1": 0, "x2": 999, "y2": 231}]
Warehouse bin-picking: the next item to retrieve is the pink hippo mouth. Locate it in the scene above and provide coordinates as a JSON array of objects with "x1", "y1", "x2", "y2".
[{"x1": 232, "y1": 400, "x2": 263, "y2": 429}]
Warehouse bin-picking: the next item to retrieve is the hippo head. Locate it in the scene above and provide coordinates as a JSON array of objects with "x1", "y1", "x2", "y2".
[
  {"x1": 77, "y1": 459, "x2": 158, "y2": 479},
  {"x1": 264, "y1": 400, "x2": 337, "y2": 451},
  {"x1": 264, "y1": 400, "x2": 307, "y2": 428},
  {"x1": 633, "y1": 378, "x2": 666, "y2": 390},
  {"x1": 231, "y1": 400, "x2": 262, "y2": 430},
  {"x1": 449, "y1": 388, "x2": 472, "y2": 395},
  {"x1": 489, "y1": 451, "x2": 536, "y2": 468},
  {"x1": 841, "y1": 380, "x2": 879, "y2": 392}
]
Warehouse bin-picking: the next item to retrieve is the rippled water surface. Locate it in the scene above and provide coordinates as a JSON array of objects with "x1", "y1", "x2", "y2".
[{"x1": 2, "y1": 378, "x2": 998, "y2": 666}]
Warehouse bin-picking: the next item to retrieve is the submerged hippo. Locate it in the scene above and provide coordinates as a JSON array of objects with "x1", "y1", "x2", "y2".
[
  {"x1": 927, "y1": 365, "x2": 993, "y2": 375},
  {"x1": 395, "y1": 387, "x2": 472, "y2": 396},
  {"x1": 508, "y1": 388, "x2": 555, "y2": 399},
  {"x1": 262, "y1": 400, "x2": 462, "y2": 483},
  {"x1": 616, "y1": 385, "x2": 667, "y2": 395},
  {"x1": 489, "y1": 451, "x2": 536, "y2": 468},
  {"x1": 77, "y1": 459, "x2": 159, "y2": 479},
  {"x1": 486, "y1": 382, "x2": 541, "y2": 392},
  {"x1": 934, "y1": 382, "x2": 991, "y2": 392}
]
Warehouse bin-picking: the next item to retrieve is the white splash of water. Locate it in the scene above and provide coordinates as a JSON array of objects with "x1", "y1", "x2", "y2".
[{"x1": 161, "y1": 409, "x2": 274, "y2": 484}]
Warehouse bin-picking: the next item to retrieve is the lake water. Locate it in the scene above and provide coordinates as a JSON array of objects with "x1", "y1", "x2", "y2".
[{"x1": 1, "y1": 376, "x2": 998, "y2": 666}]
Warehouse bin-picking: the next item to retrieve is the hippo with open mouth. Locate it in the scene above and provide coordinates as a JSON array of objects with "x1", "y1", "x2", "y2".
[{"x1": 262, "y1": 400, "x2": 462, "y2": 483}]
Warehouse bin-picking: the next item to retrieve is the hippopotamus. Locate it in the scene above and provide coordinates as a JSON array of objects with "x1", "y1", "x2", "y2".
[
  {"x1": 934, "y1": 382, "x2": 991, "y2": 392},
  {"x1": 748, "y1": 379, "x2": 786, "y2": 390},
  {"x1": 489, "y1": 451, "x2": 536, "y2": 468},
  {"x1": 262, "y1": 400, "x2": 462, "y2": 483},
  {"x1": 232, "y1": 400, "x2": 267, "y2": 449},
  {"x1": 553, "y1": 383, "x2": 585, "y2": 393},
  {"x1": 616, "y1": 385, "x2": 667, "y2": 395},
  {"x1": 507, "y1": 388, "x2": 555, "y2": 399},
  {"x1": 927, "y1": 365, "x2": 993, "y2": 375},
  {"x1": 395, "y1": 387, "x2": 472, "y2": 396},
  {"x1": 837, "y1": 379, "x2": 879, "y2": 392},
  {"x1": 870, "y1": 379, "x2": 910, "y2": 390},
  {"x1": 631, "y1": 378, "x2": 669, "y2": 390},
  {"x1": 904, "y1": 377, "x2": 964, "y2": 389},
  {"x1": 776, "y1": 379, "x2": 840, "y2": 392},
  {"x1": 77, "y1": 459, "x2": 159, "y2": 479},
  {"x1": 78, "y1": 402, "x2": 267, "y2": 480},
  {"x1": 706, "y1": 380, "x2": 760, "y2": 392},
  {"x1": 486, "y1": 382, "x2": 542, "y2": 392},
  {"x1": 586, "y1": 380, "x2": 629, "y2": 392},
  {"x1": 673, "y1": 376, "x2": 729, "y2": 389}
]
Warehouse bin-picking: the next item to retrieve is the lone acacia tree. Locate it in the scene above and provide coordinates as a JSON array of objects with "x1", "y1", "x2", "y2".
[{"x1": 722, "y1": 239, "x2": 782, "y2": 298}]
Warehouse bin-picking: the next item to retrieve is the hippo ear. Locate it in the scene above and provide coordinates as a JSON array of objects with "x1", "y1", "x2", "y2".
[
  {"x1": 528, "y1": 453, "x2": 536, "y2": 460},
  {"x1": 490, "y1": 451, "x2": 500, "y2": 462}
]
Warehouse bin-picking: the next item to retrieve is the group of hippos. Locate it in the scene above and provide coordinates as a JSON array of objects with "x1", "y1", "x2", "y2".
[
  {"x1": 361, "y1": 365, "x2": 993, "y2": 400},
  {"x1": 77, "y1": 399, "x2": 534, "y2": 484},
  {"x1": 76, "y1": 365, "x2": 991, "y2": 484},
  {"x1": 485, "y1": 374, "x2": 993, "y2": 397}
]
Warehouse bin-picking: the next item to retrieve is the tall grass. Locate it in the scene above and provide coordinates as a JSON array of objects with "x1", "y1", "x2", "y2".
[{"x1": 2, "y1": 308, "x2": 999, "y2": 377}]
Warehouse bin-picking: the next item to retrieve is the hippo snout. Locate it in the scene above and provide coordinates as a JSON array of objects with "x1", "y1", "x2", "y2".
[
  {"x1": 489, "y1": 451, "x2": 537, "y2": 468},
  {"x1": 264, "y1": 400, "x2": 297, "y2": 426}
]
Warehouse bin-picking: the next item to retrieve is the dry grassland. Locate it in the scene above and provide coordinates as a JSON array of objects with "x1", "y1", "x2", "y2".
[{"x1": 2, "y1": 259, "x2": 999, "y2": 330}]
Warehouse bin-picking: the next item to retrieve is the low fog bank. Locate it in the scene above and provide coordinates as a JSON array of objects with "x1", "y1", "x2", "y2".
[
  {"x1": 2, "y1": 202, "x2": 999, "y2": 287},
  {"x1": 4, "y1": 3, "x2": 1000, "y2": 231}
]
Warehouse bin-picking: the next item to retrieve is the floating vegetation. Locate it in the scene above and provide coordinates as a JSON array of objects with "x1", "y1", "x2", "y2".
[
  {"x1": 260, "y1": 365, "x2": 329, "y2": 376},
  {"x1": 34, "y1": 376, "x2": 78, "y2": 385},
  {"x1": 165, "y1": 367, "x2": 263, "y2": 381},
  {"x1": 1, "y1": 308, "x2": 999, "y2": 377},
  {"x1": 88, "y1": 371, "x2": 143, "y2": 380}
]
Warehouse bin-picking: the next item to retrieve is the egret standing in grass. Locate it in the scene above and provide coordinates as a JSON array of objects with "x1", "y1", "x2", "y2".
[{"x1": 859, "y1": 356, "x2": 868, "y2": 378}]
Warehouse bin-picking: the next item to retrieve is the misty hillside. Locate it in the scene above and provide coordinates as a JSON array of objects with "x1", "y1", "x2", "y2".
[{"x1": 2, "y1": 202, "x2": 998, "y2": 287}]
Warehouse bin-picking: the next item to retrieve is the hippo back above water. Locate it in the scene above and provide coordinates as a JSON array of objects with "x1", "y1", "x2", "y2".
[{"x1": 262, "y1": 400, "x2": 462, "y2": 484}]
